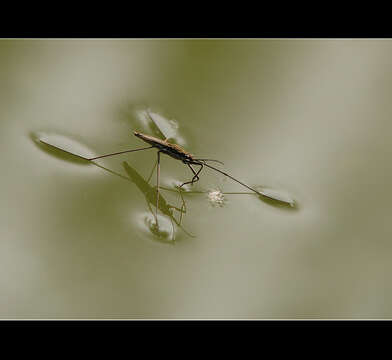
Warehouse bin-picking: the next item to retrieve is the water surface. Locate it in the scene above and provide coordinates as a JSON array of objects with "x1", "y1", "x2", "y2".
[{"x1": 1, "y1": 39, "x2": 392, "y2": 318}]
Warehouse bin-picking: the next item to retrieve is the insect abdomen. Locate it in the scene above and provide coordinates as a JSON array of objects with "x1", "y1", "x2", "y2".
[{"x1": 134, "y1": 131, "x2": 193, "y2": 161}]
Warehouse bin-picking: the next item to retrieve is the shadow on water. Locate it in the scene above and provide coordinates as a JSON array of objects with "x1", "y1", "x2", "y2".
[
  {"x1": 254, "y1": 185, "x2": 299, "y2": 211},
  {"x1": 123, "y1": 162, "x2": 176, "y2": 218},
  {"x1": 258, "y1": 194, "x2": 299, "y2": 211},
  {"x1": 83, "y1": 159, "x2": 196, "y2": 242},
  {"x1": 122, "y1": 161, "x2": 196, "y2": 242},
  {"x1": 30, "y1": 132, "x2": 194, "y2": 243},
  {"x1": 89, "y1": 160, "x2": 195, "y2": 243},
  {"x1": 29, "y1": 131, "x2": 93, "y2": 166},
  {"x1": 215, "y1": 191, "x2": 299, "y2": 211},
  {"x1": 31, "y1": 130, "x2": 299, "y2": 242}
]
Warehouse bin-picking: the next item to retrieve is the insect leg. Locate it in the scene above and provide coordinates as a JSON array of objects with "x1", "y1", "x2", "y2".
[
  {"x1": 179, "y1": 163, "x2": 204, "y2": 188},
  {"x1": 155, "y1": 151, "x2": 161, "y2": 228},
  {"x1": 202, "y1": 163, "x2": 263, "y2": 196},
  {"x1": 88, "y1": 146, "x2": 153, "y2": 160},
  {"x1": 190, "y1": 163, "x2": 204, "y2": 184}
]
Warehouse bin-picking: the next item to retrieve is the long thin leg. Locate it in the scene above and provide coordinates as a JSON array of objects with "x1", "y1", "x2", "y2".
[
  {"x1": 179, "y1": 163, "x2": 204, "y2": 188},
  {"x1": 155, "y1": 151, "x2": 161, "y2": 228},
  {"x1": 203, "y1": 163, "x2": 263, "y2": 196},
  {"x1": 88, "y1": 146, "x2": 153, "y2": 161}
]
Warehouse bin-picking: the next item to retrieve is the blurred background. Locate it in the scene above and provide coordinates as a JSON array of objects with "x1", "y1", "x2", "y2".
[{"x1": 1, "y1": 39, "x2": 392, "y2": 318}]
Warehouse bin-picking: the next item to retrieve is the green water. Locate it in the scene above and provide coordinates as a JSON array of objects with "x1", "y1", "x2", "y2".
[{"x1": 1, "y1": 39, "x2": 392, "y2": 318}]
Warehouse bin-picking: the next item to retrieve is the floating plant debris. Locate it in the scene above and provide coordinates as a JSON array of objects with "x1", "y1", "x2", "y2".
[{"x1": 207, "y1": 189, "x2": 226, "y2": 207}]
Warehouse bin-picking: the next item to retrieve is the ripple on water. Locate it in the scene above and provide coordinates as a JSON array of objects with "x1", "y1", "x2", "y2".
[
  {"x1": 134, "y1": 108, "x2": 187, "y2": 146},
  {"x1": 30, "y1": 131, "x2": 97, "y2": 165},
  {"x1": 161, "y1": 177, "x2": 192, "y2": 193},
  {"x1": 135, "y1": 211, "x2": 177, "y2": 244}
]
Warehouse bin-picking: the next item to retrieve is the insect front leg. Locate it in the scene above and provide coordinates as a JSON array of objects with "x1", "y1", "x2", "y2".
[
  {"x1": 179, "y1": 163, "x2": 204, "y2": 188},
  {"x1": 190, "y1": 163, "x2": 204, "y2": 184}
]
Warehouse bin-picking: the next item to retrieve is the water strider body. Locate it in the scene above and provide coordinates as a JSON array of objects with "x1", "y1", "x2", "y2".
[
  {"x1": 133, "y1": 131, "x2": 194, "y2": 163},
  {"x1": 91, "y1": 130, "x2": 264, "y2": 195},
  {"x1": 133, "y1": 131, "x2": 262, "y2": 192}
]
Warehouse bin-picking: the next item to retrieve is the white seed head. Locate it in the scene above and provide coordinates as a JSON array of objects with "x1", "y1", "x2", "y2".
[{"x1": 207, "y1": 189, "x2": 225, "y2": 207}]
